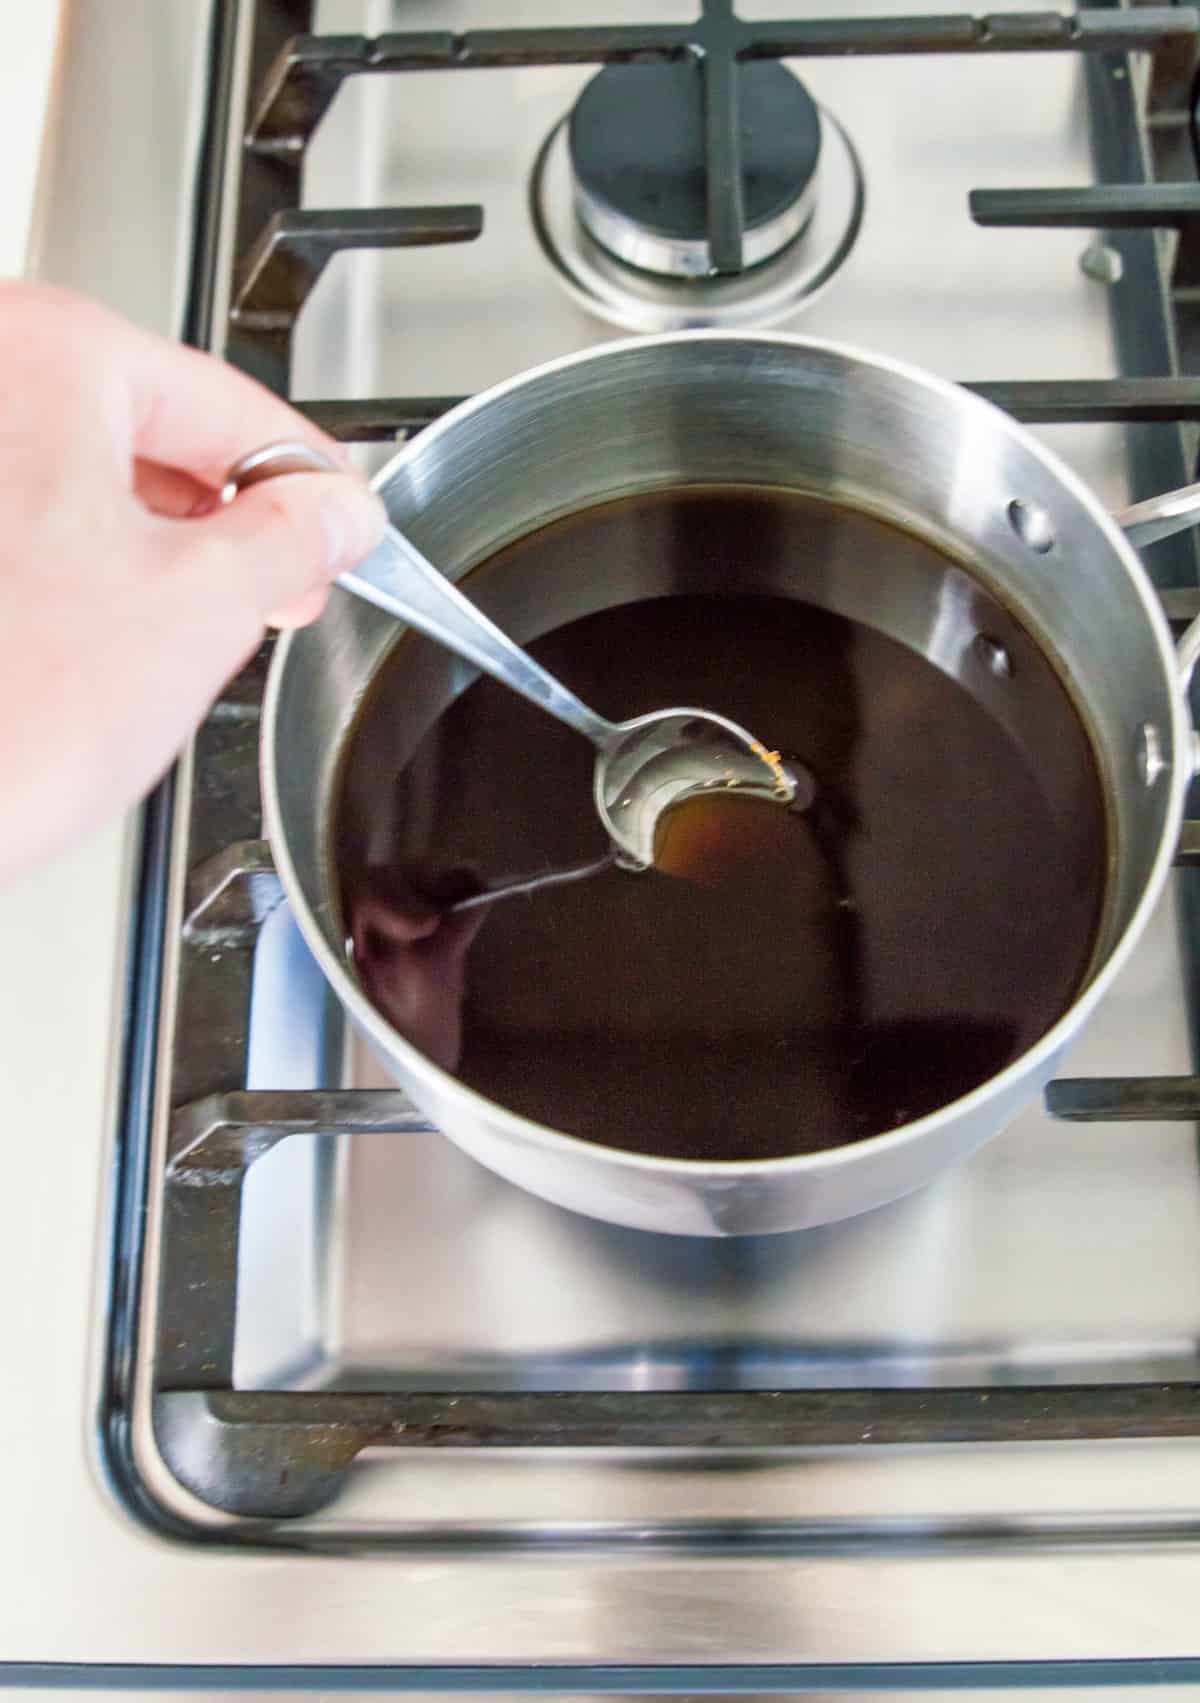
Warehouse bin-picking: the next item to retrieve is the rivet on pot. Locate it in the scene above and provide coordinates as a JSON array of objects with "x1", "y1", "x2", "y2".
[
  {"x1": 974, "y1": 633, "x2": 1013, "y2": 678},
  {"x1": 1137, "y1": 722, "x2": 1166, "y2": 787},
  {"x1": 1007, "y1": 498, "x2": 1055, "y2": 554}
]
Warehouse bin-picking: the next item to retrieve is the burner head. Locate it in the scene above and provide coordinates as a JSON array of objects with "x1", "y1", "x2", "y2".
[{"x1": 568, "y1": 59, "x2": 822, "y2": 279}]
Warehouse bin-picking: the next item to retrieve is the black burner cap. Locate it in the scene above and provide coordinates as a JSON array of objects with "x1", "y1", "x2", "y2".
[{"x1": 568, "y1": 58, "x2": 821, "y2": 249}]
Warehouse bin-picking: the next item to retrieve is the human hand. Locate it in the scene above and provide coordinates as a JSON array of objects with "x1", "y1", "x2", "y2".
[{"x1": 0, "y1": 281, "x2": 386, "y2": 884}]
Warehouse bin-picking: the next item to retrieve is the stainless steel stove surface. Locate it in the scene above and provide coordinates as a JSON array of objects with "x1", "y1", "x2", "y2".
[
  {"x1": 230, "y1": 0, "x2": 1195, "y2": 1376},
  {"x1": 234, "y1": 0, "x2": 1199, "y2": 1421},
  {"x1": 41, "y1": 0, "x2": 1200, "y2": 1676}
]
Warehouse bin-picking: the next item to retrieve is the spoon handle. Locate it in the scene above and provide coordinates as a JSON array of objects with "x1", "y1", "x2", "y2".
[
  {"x1": 347, "y1": 527, "x2": 617, "y2": 747},
  {"x1": 221, "y1": 441, "x2": 617, "y2": 751},
  {"x1": 447, "y1": 850, "x2": 616, "y2": 913}
]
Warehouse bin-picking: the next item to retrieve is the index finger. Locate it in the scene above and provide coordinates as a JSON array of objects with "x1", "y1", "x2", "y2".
[{"x1": 118, "y1": 311, "x2": 353, "y2": 487}]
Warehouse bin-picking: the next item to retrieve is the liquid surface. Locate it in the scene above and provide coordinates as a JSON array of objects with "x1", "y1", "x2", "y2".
[{"x1": 335, "y1": 489, "x2": 1106, "y2": 1163}]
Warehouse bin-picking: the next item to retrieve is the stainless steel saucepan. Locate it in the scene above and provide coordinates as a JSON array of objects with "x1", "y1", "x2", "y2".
[{"x1": 261, "y1": 332, "x2": 1200, "y2": 1236}]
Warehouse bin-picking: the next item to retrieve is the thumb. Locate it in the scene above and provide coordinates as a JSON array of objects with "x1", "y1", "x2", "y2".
[{"x1": 161, "y1": 470, "x2": 387, "y2": 626}]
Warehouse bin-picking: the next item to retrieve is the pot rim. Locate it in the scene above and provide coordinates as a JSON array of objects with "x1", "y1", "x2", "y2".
[{"x1": 262, "y1": 328, "x2": 1191, "y2": 1180}]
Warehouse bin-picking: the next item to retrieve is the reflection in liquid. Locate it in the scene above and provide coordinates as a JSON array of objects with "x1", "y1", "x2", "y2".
[{"x1": 348, "y1": 861, "x2": 486, "y2": 1073}]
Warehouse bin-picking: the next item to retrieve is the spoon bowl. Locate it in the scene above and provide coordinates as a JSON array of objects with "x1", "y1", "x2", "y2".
[{"x1": 597, "y1": 708, "x2": 801, "y2": 868}]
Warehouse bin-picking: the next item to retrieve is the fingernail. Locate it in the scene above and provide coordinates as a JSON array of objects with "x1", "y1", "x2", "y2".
[{"x1": 320, "y1": 478, "x2": 388, "y2": 573}]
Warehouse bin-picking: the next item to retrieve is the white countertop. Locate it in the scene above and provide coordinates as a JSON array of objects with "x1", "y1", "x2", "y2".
[
  {"x1": 0, "y1": 9, "x2": 59, "y2": 274},
  {"x1": 0, "y1": 0, "x2": 133, "y2": 1289},
  {"x1": 0, "y1": 8, "x2": 142, "y2": 1666}
]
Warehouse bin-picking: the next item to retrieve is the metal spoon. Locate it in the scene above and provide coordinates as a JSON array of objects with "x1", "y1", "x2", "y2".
[{"x1": 223, "y1": 441, "x2": 799, "y2": 870}]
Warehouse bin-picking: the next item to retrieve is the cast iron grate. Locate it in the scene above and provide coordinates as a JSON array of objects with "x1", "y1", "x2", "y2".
[{"x1": 229, "y1": 0, "x2": 1200, "y2": 387}]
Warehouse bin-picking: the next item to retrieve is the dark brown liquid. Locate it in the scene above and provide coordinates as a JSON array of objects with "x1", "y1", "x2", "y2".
[{"x1": 335, "y1": 488, "x2": 1106, "y2": 1162}]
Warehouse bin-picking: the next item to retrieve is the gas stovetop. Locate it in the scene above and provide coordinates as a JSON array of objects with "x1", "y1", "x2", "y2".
[{"x1": 78, "y1": 0, "x2": 1200, "y2": 1672}]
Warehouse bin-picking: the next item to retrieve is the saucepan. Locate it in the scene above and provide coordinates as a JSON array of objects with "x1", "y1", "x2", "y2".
[{"x1": 260, "y1": 332, "x2": 1200, "y2": 1236}]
